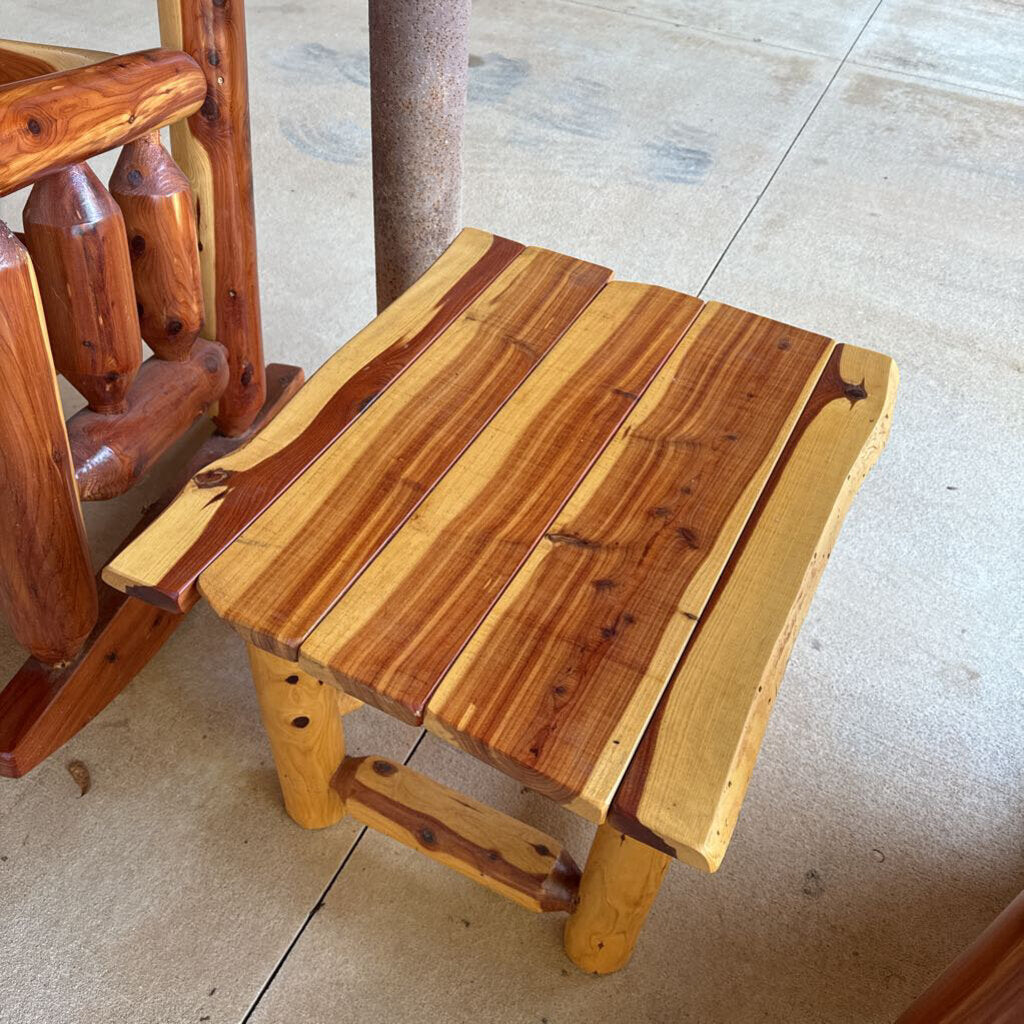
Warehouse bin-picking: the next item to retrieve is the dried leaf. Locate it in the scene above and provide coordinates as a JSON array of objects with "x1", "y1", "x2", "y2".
[{"x1": 67, "y1": 760, "x2": 90, "y2": 797}]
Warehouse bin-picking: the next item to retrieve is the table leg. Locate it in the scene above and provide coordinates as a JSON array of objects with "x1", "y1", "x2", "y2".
[
  {"x1": 564, "y1": 823, "x2": 671, "y2": 974},
  {"x1": 368, "y1": 0, "x2": 471, "y2": 312},
  {"x1": 246, "y1": 643, "x2": 347, "y2": 829}
]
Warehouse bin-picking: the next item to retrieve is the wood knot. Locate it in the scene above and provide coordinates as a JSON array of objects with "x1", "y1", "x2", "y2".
[
  {"x1": 26, "y1": 118, "x2": 41, "y2": 136},
  {"x1": 418, "y1": 827, "x2": 437, "y2": 847},
  {"x1": 372, "y1": 760, "x2": 397, "y2": 776},
  {"x1": 285, "y1": 675, "x2": 299, "y2": 685},
  {"x1": 291, "y1": 716, "x2": 310, "y2": 728},
  {"x1": 194, "y1": 467, "x2": 231, "y2": 488}
]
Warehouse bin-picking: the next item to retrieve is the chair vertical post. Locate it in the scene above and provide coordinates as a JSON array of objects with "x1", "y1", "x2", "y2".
[
  {"x1": 158, "y1": 0, "x2": 267, "y2": 436},
  {"x1": 0, "y1": 224, "x2": 98, "y2": 665},
  {"x1": 368, "y1": 0, "x2": 471, "y2": 311}
]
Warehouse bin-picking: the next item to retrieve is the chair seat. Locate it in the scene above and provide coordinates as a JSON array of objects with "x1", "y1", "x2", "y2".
[{"x1": 105, "y1": 227, "x2": 897, "y2": 871}]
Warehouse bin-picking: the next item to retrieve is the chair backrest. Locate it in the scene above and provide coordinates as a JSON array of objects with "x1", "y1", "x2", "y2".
[{"x1": 0, "y1": 3, "x2": 264, "y2": 667}]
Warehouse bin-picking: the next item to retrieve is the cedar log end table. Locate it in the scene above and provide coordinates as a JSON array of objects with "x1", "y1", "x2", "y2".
[{"x1": 104, "y1": 228, "x2": 898, "y2": 973}]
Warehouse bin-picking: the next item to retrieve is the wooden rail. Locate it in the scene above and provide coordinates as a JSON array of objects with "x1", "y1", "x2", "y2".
[
  {"x1": 0, "y1": 48, "x2": 206, "y2": 196},
  {"x1": 0, "y1": 39, "x2": 113, "y2": 84}
]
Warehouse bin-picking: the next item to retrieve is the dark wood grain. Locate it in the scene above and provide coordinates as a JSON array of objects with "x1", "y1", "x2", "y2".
[
  {"x1": 300, "y1": 284, "x2": 703, "y2": 725},
  {"x1": 0, "y1": 223, "x2": 97, "y2": 665},
  {"x1": 104, "y1": 229, "x2": 524, "y2": 611},
  {"x1": 110, "y1": 131, "x2": 204, "y2": 361},
  {"x1": 160, "y1": 0, "x2": 264, "y2": 435},
  {"x1": 198, "y1": 247, "x2": 612, "y2": 658},
  {"x1": 898, "y1": 890, "x2": 1024, "y2": 1024},
  {"x1": 68, "y1": 339, "x2": 229, "y2": 500},
  {"x1": 0, "y1": 41, "x2": 112, "y2": 86},
  {"x1": 607, "y1": 343, "x2": 898, "y2": 868},
  {"x1": 23, "y1": 163, "x2": 142, "y2": 413},
  {"x1": 334, "y1": 756, "x2": 582, "y2": 914},
  {"x1": 0, "y1": 359, "x2": 305, "y2": 778},
  {"x1": 0, "y1": 48, "x2": 206, "y2": 196},
  {"x1": 425, "y1": 303, "x2": 833, "y2": 821}
]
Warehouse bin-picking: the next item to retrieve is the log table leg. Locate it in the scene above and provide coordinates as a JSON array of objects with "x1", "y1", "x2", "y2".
[
  {"x1": 564, "y1": 823, "x2": 671, "y2": 974},
  {"x1": 369, "y1": 0, "x2": 470, "y2": 311},
  {"x1": 246, "y1": 644, "x2": 347, "y2": 830}
]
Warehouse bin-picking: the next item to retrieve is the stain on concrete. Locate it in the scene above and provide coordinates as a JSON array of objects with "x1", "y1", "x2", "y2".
[
  {"x1": 644, "y1": 126, "x2": 713, "y2": 184},
  {"x1": 272, "y1": 42, "x2": 369, "y2": 88},
  {"x1": 802, "y1": 868, "x2": 825, "y2": 898},
  {"x1": 468, "y1": 52, "x2": 530, "y2": 106},
  {"x1": 279, "y1": 114, "x2": 368, "y2": 165}
]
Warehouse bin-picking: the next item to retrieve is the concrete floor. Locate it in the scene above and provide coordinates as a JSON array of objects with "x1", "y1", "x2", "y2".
[{"x1": 1, "y1": 1, "x2": 1022, "y2": 1021}]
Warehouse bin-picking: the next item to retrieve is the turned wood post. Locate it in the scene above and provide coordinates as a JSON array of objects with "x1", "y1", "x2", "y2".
[
  {"x1": 564, "y1": 823, "x2": 671, "y2": 974},
  {"x1": 0, "y1": 223, "x2": 98, "y2": 665},
  {"x1": 22, "y1": 164, "x2": 142, "y2": 414},
  {"x1": 158, "y1": 0, "x2": 267, "y2": 436},
  {"x1": 110, "y1": 131, "x2": 204, "y2": 361},
  {"x1": 247, "y1": 644, "x2": 347, "y2": 829},
  {"x1": 369, "y1": 0, "x2": 470, "y2": 311}
]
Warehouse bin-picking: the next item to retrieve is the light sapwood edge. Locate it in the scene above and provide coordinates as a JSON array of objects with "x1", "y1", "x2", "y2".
[
  {"x1": 0, "y1": 39, "x2": 114, "y2": 83},
  {"x1": 608, "y1": 345, "x2": 898, "y2": 871},
  {"x1": 247, "y1": 643, "x2": 345, "y2": 830},
  {"x1": 158, "y1": 2, "x2": 218, "y2": 340},
  {"x1": 564, "y1": 824, "x2": 670, "y2": 974},
  {"x1": 332, "y1": 755, "x2": 582, "y2": 914}
]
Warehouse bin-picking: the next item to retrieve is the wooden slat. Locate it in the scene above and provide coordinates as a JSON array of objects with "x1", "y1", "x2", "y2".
[
  {"x1": 0, "y1": 40, "x2": 112, "y2": 85},
  {"x1": 299, "y1": 284, "x2": 704, "y2": 723},
  {"x1": 198, "y1": 247, "x2": 612, "y2": 656},
  {"x1": 334, "y1": 756, "x2": 582, "y2": 914},
  {"x1": 425, "y1": 303, "x2": 834, "y2": 823},
  {"x1": 102, "y1": 228, "x2": 524, "y2": 611},
  {"x1": 608, "y1": 343, "x2": 898, "y2": 869}
]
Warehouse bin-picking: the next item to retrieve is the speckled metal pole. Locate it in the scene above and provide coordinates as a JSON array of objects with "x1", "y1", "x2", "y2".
[{"x1": 369, "y1": 0, "x2": 471, "y2": 312}]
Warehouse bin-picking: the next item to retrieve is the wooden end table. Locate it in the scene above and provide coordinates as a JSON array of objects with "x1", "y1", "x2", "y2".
[{"x1": 104, "y1": 227, "x2": 897, "y2": 973}]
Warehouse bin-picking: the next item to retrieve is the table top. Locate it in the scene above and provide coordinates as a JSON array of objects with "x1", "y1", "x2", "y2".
[{"x1": 106, "y1": 227, "x2": 897, "y2": 868}]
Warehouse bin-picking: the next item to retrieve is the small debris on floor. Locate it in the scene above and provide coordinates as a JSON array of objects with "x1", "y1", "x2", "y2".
[
  {"x1": 67, "y1": 760, "x2": 91, "y2": 797},
  {"x1": 801, "y1": 868, "x2": 825, "y2": 899}
]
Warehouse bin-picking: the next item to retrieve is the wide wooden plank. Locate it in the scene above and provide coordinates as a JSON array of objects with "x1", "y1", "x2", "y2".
[
  {"x1": 198, "y1": 247, "x2": 612, "y2": 656},
  {"x1": 299, "y1": 284, "x2": 704, "y2": 723},
  {"x1": 102, "y1": 227, "x2": 523, "y2": 611},
  {"x1": 608, "y1": 343, "x2": 898, "y2": 869},
  {"x1": 425, "y1": 303, "x2": 834, "y2": 822}
]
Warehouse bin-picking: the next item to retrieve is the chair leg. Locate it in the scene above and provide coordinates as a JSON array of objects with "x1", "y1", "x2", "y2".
[
  {"x1": 564, "y1": 823, "x2": 671, "y2": 974},
  {"x1": 246, "y1": 643, "x2": 346, "y2": 829}
]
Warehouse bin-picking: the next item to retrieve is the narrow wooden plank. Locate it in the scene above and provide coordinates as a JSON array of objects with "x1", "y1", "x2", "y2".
[
  {"x1": 608, "y1": 343, "x2": 898, "y2": 869},
  {"x1": 334, "y1": 756, "x2": 582, "y2": 914},
  {"x1": 299, "y1": 283, "x2": 703, "y2": 724},
  {"x1": 425, "y1": 303, "x2": 834, "y2": 823},
  {"x1": 102, "y1": 227, "x2": 523, "y2": 611},
  {"x1": 199, "y1": 247, "x2": 612, "y2": 656}
]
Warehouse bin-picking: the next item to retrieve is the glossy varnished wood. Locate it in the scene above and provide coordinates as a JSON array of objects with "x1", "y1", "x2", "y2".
[
  {"x1": 0, "y1": 49, "x2": 206, "y2": 196},
  {"x1": 300, "y1": 283, "x2": 703, "y2": 723},
  {"x1": 198, "y1": 246, "x2": 612, "y2": 657},
  {"x1": 103, "y1": 228, "x2": 524, "y2": 611},
  {"x1": 110, "y1": 131, "x2": 204, "y2": 361},
  {"x1": 897, "y1": 890, "x2": 1024, "y2": 1024},
  {"x1": 158, "y1": 0, "x2": 264, "y2": 435},
  {"x1": 68, "y1": 339, "x2": 229, "y2": 501},
  {"x1": 0, "y1": 360, "x2": 304, "y2": 778},
  {"x1": 334, "y1": 756, "x2": 582, "y2": 914},
  {"x1": 0, "y1": 224, "x2": 96, "y2": 665},
  {"x1": 426, "y1": 303, "x2": 833, "y2": 821},
  {"x1": 23, "y1": 164, "x2": 142, "y2": 413},
  {"x1": 0, "y1": 39, "x2": 111, "y2": 85},
  {"x1": 609, "y1": 344, "x2": 898, "y2": 868}
]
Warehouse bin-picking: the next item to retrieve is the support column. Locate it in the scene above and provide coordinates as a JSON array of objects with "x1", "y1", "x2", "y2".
[
  {"x1": 564, "y1": 823, "x2": 671, "y2": 974},
  {"x1": 247, "y1": 643, "x2": 347, "y2": 829},
  {"x1": 369, "y1": 0, "x2": 470, "y2": 311}
]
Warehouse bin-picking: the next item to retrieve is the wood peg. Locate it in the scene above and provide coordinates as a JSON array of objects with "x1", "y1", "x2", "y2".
[
  {"x1": 0, "y1": 222, "x2": 98, "y2": 665},
  {"x1": 23, "y1": 164, "x2": 142, "y2": 414},
  {"x1": 110, "y1": 132, "x2": 204, "y2": 361}
]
